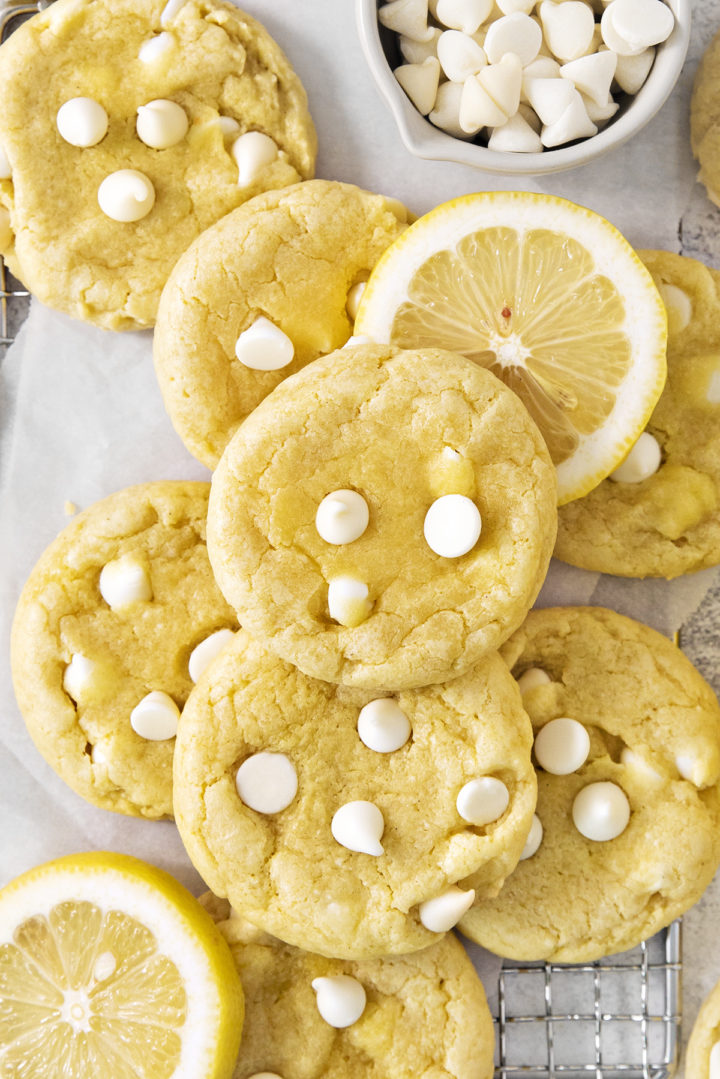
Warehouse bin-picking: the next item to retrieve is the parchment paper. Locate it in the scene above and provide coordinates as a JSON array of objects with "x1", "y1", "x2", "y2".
[{"x1": 1, "y1": 0, "x2": 720, "y2": 1066}]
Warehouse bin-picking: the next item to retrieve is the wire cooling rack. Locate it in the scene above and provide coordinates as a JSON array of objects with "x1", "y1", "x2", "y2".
[{"x1": 0, "y1": 2, "x2": 684, "y2": 1075}]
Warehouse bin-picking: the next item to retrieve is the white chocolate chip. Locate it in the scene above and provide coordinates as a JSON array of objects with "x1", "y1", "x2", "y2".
[
  {"x1": 247, "y1": 1074, "x2": 283, "y2": 1079},
  {"x1": 236, "y1": 752, "x2": 298, "y2": 814},
  {"x1": 429, "y1": 80, "x2": 468, "y2": 136},
  {"x1": 485, "y1": 13, "x2": 542, "y2": 65},
  {"x1": 583, "y1": 92, "x2": 619, "y2": 124},
  {"x1": 99, "y1": 555, "x2": 152, "y2": 610},
  {"x1": 710, "y1": 1041, "x2": 720, "y2": 1079},
  {"x1": 657, "y1": 282, "x2": 692, "y2": 334},
  {"x1": 489, "y1": 107, "x2": 543, "y2": 151},
  {"x1": 130, "y1": 691, "x2": 180, "y2": 741},
  {"x1": 342, "y1": 334, "x2": 375, "y2": 348},
  {"x1": 0, "y1": 142, "x2": 11, "y2": 180},
  {"x1": 541, "y1": 89, "x2": 597, "y2": 146},
  {"x1": 139, "y1": 32, "x2": 174, "y2": 63},
  {"x1": 675, "y1": 753, "x2": 704, "y2": 787},
  {"x1": 316, "y1": 490, "x2": 370, "y2": 545},
  {"x1": 92, "y1": 951, "x2": 117, "y2": 982},
  {"x1": 327, "y1": 576, "x2": 373, "y2": 627},
  {"x1": 357, "y1": 698, "x2": 411, "y2": 753},
  {"x1": 331, "y1": 801, "x2": 384, "y2": 855},
  {"x1": 460, "y1": 73, "x2": 507, "y2": 131},
  {"x1": 524, "y1": 75, "x2": 576, "y2": 124},
  {"x1": 516, "y1": 667, "x2": 551, "y2": 694},
  {"x1": 539, "y1": 0, "x2": 596, "y2": 62},
  {"x1": 572, "y1": 781, "x2": 630, "y2": 841},
  {"x1": 519, "y1": 813, "x2": 543, "y2": 859},
  {"x1": 346, "y1": 281, "x2": 367, "y2": 321},
  {"x1": 400, "y1": 27, "x2": 442, "y2": 63},
  {"x1": 394, "y1": 56, "x2": 441, "y2": 115},
  {"x1": 609, "y1": 431, "x2": 661, "y2": 483},
  {"x1": 136, "y1": 99, "x2": 189, "y2": 149},
  {"x1": 498, "y1": 0, "x2": 536, "y2": 12},
  {"x1": 438, "y1": 30, "x2": 487, "y2": 82},
  {"x1": 560, "y1": 50, "x2": 617, "y2": 105},
  {"x1": 188, "y1": 628, "x2": 235, "y2": 683},
  {"x1": 620, "y1": 746, "x2": 663, "y2": 783},
  {"x1": 534, "y1": 717, "x2": 590, "y2": 775},
  {"x1": 609, "y1": 0, "x2": 674, "y2": 50},
  {"x1": 311, "y1": 975, "x2": 367, "y2": 1028},
  {"x1": 97, "y1": 170, "x2": 155, "y2": 222},
  {"x1": 379, "y1": 0, "x2": 434, "y2": 41},
  {"x1": 424, "y1": 494, "x2": 482, "y2": 557},
  {"x1": 63, "y1": 654, "x2": 95, "y2": 702},
  {"x1": 418, "y1": 886, "x2": 476, "y2": 931},
  {"x1": 456, "y1": 777, "x2": 509, "y2": 824},
  {"x1": 479, "y1": 52, "x2": 523, "y2": 116},
  {"x1": 56, "y1": 98, "x2": 108, "y2": 148},
  {"x1": 600, "y1": 3, "x2": 645, "y2": 55},
  {"x1": 436, "y1": 0, "x2": 494, "y2": 34},
  {"x1": 613, "y1": 46, "x2": 656, "y2": 93},
  {"x1": 218, "y1": 115, "x2": 241, "y2": 139},
  {"x1": 160, "y1": 0, "x2": 187, "y2": 25},
  {"x1": 522, "y1": 55, "x2": 561, "y2": 86},
  {"x1": 234, "y1": 316, "x2": 294, "y2": 371},
  {"x1": 231, "y1": 131, "x2": 279, "y2": 187}
]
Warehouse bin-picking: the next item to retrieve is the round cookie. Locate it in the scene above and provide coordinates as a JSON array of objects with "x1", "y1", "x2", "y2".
[
  {"x1": 207, "y1": 344, "x2": 558, "y2": 690},
  {"x1": 459, "y1": 606, "x2": 720, "y2": 962},
  {"x1": 11, "y1": 482, "x2": 238, "y2": 819},
  {"x1": 154, "y1": 180, "x2": 409, "y2": 468},
  {"x1": 555, "y1": 250, "x2": 720, "y2": 578},
  {"x1": 173, "y1": 629, "x2": 537, "y2": 959},
  {"x1": 686, "y1": 977, "x2": 720, "y2": 1079},
  {"x1": 201, "y1": 895, "x2": 495, "y2": 1079},
  {"x1": 692, "y1": 27, "x2": 720, "y2": 208},
  {"x1": 0, "y1": 0, "x2": 316, "y2": 330}
]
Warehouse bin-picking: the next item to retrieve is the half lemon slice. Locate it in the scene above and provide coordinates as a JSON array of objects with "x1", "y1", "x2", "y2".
[
  {"x1": 355, "y1": 192, "x2": 667, "y2": 504},
  {"x1": 0, "y1": 852, "x2": 244, "y2": 1079}
]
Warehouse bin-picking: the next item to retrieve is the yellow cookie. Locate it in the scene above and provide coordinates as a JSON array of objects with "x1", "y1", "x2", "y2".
[
  {"x1": 0, "y1": 0, "x2": 316, "y2": 330},
  {"x1": 173, "y1": 629, "x2": 536, "y2": 959},
  {"x1": 692, "y1": 27, "x2": 720, "y2": 208},
  {"x1": 207, "y1": 344, "x2": 558, "y2": 690},
  {"x1": 555, "y1": 251, "x2": 720, "y2": 578},
  {"x1": 200, "y1": 895, "x2": 494, "y2": 1079},
  {"x1": 460, "y1": 606, "x2": 720, "y2": 962},
  {"x1": 686, "y1": 977, "x2": 720, "y2": 1079},
  {"x1": 11, "y1": 482, "x2": 238, "y2": 819},
  {"x1": 154, "y1": 179, "x2": 409, "y2": 468}
]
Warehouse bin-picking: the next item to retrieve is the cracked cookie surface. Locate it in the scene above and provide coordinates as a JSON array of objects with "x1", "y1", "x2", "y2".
[
  {"x1": 555, "y1": 251, "x2": 720, "y2": 578},
  {"x1": 459, "y1": 606, "x2": 720, "y2": 962},
  {"x1": 200, "y1": 894, "x2": 494, "y2": 1079},
  {"x1": 207, "y1": 344, "x2": 558, "y2": 690},
  {"x1": 11, "y1": 482, "x2": 237, "y2": 818},
  {"x1": 154, "y1": 180, "x2": 408, "y2": 468},
  {"x1": 173, "y1": 630, "x2": 536, "y2": 958},
  {"x1": 0, "y1": 0, "x2": 316, "y2": 330}
]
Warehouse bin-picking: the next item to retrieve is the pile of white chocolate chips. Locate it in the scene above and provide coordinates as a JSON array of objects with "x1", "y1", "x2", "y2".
[{"x1": 379, "y1": 0, "x2": 675, "y2": 151}]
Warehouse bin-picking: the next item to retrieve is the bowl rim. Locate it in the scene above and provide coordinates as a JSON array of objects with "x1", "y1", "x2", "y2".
[{"x1": 355, "y1": 0, "x2": 692, "y2": 176}]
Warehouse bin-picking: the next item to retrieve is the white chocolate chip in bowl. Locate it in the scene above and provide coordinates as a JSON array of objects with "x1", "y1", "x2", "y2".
[
  {"x1": 456, "y1": 777, "x2": 509, "y2": 825},
  {"x1": 130, "y1": 690, "x2": 180, "y2": 741},
  {"x1": 331, "y1": 800, "x2": 385, "y2": 855},
  {"x1": 357, "y1": 698, "x2": 411, "y2": 752},
  {"x1": 136, "y1": 99, "x2": 189, "y2": 149},
  {"x1": 534, "y1": 717, "x2": 590, "y2": 775},
  {"x1": 97, "y1": 169, "x2": 155, "y2": 223},
  {"x1": 311, "y1": 975, "x2": 366, "y2": 1028},
  {"x1": 188, "y1": 628, "x2": 235, "y2": 683},
  {"x1": 436, "y1": 0, "x2": 494, "y2": 34},
  {"x1": 418, "y1": 885, "x2": 476, "y2": 931},
  {"x1": 235, "y1": 316, "x2": 294, "y2": 371},
  {"x1": 235, "y1": 752, "x2": 298, "y2": 814},
  {"x1": 484, "y1": 13, "x2": 542, "y2": 66},
  {"x1": 232, "y1": 131, "x2": 280, "y2": 187},
  {"x1": 437, "y1": 29, "x2": 487, "y2": 82},
  {"x1": 572, "y1": 780, "x2": 630, "y2": 841},
  {"x1": 56, "y1": 97, "x2": 108, "y2": 148},
  {"x1": 394, "y1": 56, "x2": 441, "y2": 115},
  {"x1": 99, "y1": 554, "x2": 152, "y2": 610},
  {"x1": 316, "y1": 490, "x2": 370, "y2": 545}
]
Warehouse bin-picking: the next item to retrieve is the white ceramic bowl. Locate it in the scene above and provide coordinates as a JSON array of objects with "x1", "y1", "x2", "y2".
[{"x1": 356, "y1": 0, "x2": 691, "y2": 175}]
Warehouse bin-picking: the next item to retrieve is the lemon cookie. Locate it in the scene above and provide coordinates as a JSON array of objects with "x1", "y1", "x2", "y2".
[
  {"x1": 555, "y1": 250, "x2": 720, "y2": 578},
  {"x1": 692, "y1": 27, "x2": 720, "y2": 208},
  {"x1": 201, "y1": 895, "x2": 494, "y2": 1079},
  {"x1": 11, "y1": 482, "x2": 238, "y2": 819},
  {"x1": 459, "y1": 606, "x2": 720, "y2": 962},
  {"x1": 154, "y1": 180, "x2": 408, "y2": 468},
  {"x1": 173, "y1": 629, "x2": 536, "y2": 958},
  {"x1": 0, "y1": 0, "x2": 316, "y2": 330},
  {"x1": 686, "y1": 977, "x2": 720, "y2": 1079},
  {"x1": 207, "y1": 344, "x2": 557, "y2": 690}
]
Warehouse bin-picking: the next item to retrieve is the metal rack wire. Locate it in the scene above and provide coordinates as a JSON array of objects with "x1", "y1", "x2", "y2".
[{"x1": 0, "y1": 2, "x2": 684, "y2": 1075}]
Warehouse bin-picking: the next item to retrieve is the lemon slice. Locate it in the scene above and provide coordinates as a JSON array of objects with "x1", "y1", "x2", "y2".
[
  {"x1": 355, "y1": 192, "x2": 667, "y2": 505},
  {"x1": 0, "y1": 852, "x2": 244, "y2": 1079}
]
